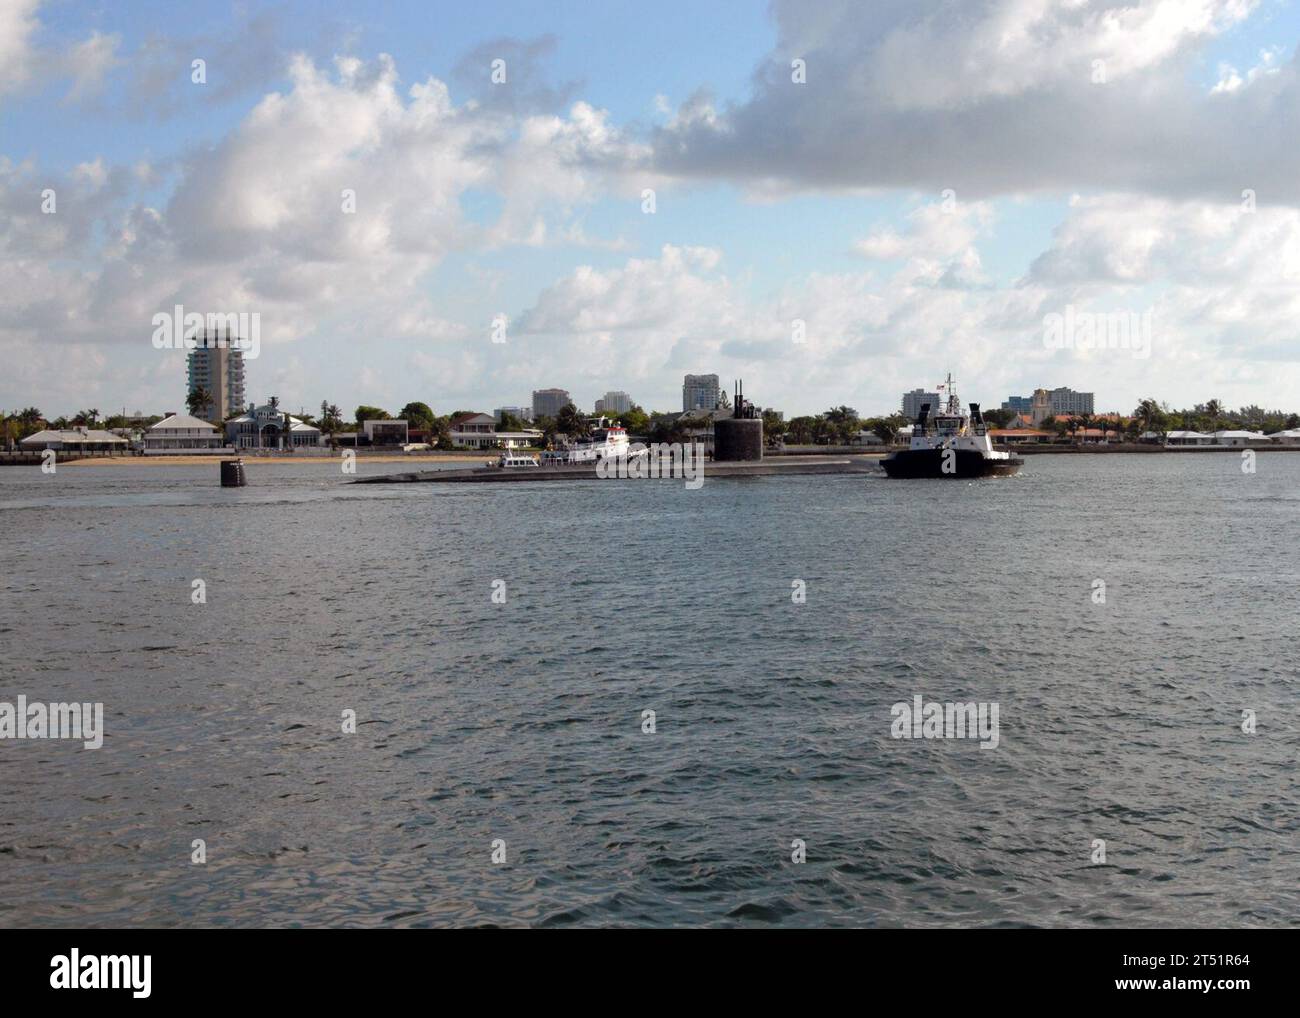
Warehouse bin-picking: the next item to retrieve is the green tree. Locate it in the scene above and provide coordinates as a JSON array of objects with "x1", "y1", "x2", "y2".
[
  {"x1": 619, "y1": 404, "x2": 650, "y2": 435},
  {"x1": 532, "y1": 415, "x2": 559, "y2": 446},
  {"x1": 318, "y1": 401, "x2": 344, "y2": 435},
  {"x1": 186, "y1": 387, "x2": 212, "y2": 418},
  {"x1": 646, "y1": 414, "x2": 689, "y2": 445},
  {"x1": 398, "y1": 402, "x2": 436, "y2": 429},
  {"x1": 761, "y1": 409, "x2": 785, "y2": 447},
  {"x1": 786, "y1": 415, "x2": 817, "y2": 444},
  {"x1": 355, "y1": 405, "x2": 390, "y2": 425},
  {"x1": 430, "y1": 415, "x2": 454, "y2": 449},
  {"x1": 870, "y1": 413, "x2": 909, "y2": 445},
  {"x1": 555, "y1": 402, "x2": 590, "y2": 439},
  {"x1": 496, "y1": 412, "x2": 525, "y2": 432},
  {"x1": 1132, "y1": 398, "x2": 1164, "y2": 437},
  {"x1": 823, "y1": 406, "x2": 860, "y2": 444}
]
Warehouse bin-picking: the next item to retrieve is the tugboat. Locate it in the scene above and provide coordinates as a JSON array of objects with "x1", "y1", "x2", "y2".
[{"x1": 881, "y1": 375, "x2": 1023, "y2": 479}]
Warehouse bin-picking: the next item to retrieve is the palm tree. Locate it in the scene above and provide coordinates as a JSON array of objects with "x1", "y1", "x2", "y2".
[
  {"x1": 186, "y1": 387, "x2": 212, "y2": 418},
  {"x1": 555, "y1": 402, "x2": 590, "y2": 439},
  {"x1": 1205, "y1": 399, "x2": 1224, "y2": 436},
  {"x1": 1133, "y1": 398, "x2": 1161, "y2": 438},
  {"x1": 823, "y1": 406, "x2": 861, "y2": 444}
]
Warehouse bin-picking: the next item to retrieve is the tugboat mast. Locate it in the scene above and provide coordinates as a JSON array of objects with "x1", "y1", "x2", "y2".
[{"x1": 943, "y1": 371, "x2": 960, "y2": 415}]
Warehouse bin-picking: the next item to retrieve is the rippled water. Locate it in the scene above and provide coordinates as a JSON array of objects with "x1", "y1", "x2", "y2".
[{"x1": 1, "y1": 454, "x2": 1296, "y2": 927}]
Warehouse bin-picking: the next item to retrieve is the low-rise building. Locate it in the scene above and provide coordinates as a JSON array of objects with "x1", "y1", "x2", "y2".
[
  {"x1": 19, "y1": 427, "x2": 129, "y2": 454},
  {"x1": 1165, "y1": 430, "x2": 1213, "y2": 446},
  {"x1": 989, "y1": 428, "x2": 1055, "y2": 445},
  {"x1": 225, "y1": 402, "x2": 322, "y2": 449},
  {"x1": 1209, "y1": 430, "x2": 1270, "y2": 447},
  {"x1": 1166, "y1": 430, "x2": 1270, "y2": 447},
  {"x1": 363, "y1": 419, "x2": 409, "y2": 446},
  {"x1": 449, "y1": 412, "x2": 542, "y2": 449},
  {"x1": 143, "y1": 413, "x2": 228, "y2": 453}
]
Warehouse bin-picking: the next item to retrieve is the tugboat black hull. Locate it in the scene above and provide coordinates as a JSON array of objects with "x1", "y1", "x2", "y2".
[{"x1": 881, "y1": 448, "x2": 1023, "y2": 478}]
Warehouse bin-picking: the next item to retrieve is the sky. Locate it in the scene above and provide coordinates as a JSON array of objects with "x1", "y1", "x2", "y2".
[{"x1": 3, "y1": 0, "x2": 1300, "y2": 419}]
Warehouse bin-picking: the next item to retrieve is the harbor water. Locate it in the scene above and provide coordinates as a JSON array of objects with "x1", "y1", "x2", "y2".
[{"x1": 0, "y1": 454, "x2": 1295, "y2": 927}]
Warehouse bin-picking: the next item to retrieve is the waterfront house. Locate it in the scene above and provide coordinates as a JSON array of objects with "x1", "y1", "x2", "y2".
[
  {"x1": 449, "y1": 412, "x2": 496, "y2": 448},
  {"x1": 19, "y1": 427, "x2": 129, "y2": 455},
  {"x1": 1166, "y1": 430, "x2": 1269, "y2": 447},
  {"x1": 143, "y1": 413, "x2": 228, "y2": 453},
  {"x1": 989, "y1": 428, "x2": 1055, "y2": 445},
  {"x1": 1210, "y1": 430, "x2": 1270, "y2": 447},
  {"x1": 847, "y1": 429, "x2": 884, "y2": 447},
  {"x1": 362, "y1": 419, "x2": 409, "y2": 446},
  {"x1": 449, "y1": 412, "x2": 542, "y2": 449},
  {"x1": 225, "y1": 403, "x2": 322, "y2": 449},
  {"x1": 1165, "y1": 430, "x2": 1213, "y2": 446}
]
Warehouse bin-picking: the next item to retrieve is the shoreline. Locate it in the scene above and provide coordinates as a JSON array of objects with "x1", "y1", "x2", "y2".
[
  {"x1": 5, "y1": 444, "x2": 1296, "y2": 468},
  {"x1": 57, "y1": 452, "x2": 492, "y2": 467}
]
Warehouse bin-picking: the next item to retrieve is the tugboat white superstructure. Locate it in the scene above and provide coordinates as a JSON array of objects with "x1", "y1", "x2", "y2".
[
  {"x1": 881, "y1": 374, "x2": 1023, "y2": 479},
  {"x1": 541, "y1": 422, "x2": 646, "y2": 465}
]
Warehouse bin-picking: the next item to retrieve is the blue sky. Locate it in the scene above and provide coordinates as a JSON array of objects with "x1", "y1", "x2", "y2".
[{"x1": 5, "y1": 0, "x2": 1300, "y2": 419}]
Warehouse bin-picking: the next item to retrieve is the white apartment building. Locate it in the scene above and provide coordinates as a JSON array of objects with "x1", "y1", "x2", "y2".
[
  {"x1": 596, "y1": 390, "x2": 632, "y2": 414},
  {"x1": 186, "y1": 332, "x2": 246, "y2": 423},
  {"x1": 902, "y1": 389, "x2": 941, "y2": 418},
  {"x1": 682, "y1": 374, "x2": 720, "y2": 412}
]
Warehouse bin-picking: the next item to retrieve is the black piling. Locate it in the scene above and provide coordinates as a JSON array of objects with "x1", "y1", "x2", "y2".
[{"x1": 220, "y1": 459, "x2": 247, "y2": 487}]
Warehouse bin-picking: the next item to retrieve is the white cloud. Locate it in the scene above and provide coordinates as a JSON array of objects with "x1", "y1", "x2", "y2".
[
  {"x1": 0, "y1": 0, "x2": 41, "y2": 95},
  {"x1": 59, "y1": 30, "x2": 122, "y2": 102},
  {"x1": 510, "y1": 194, "x2": 1300, "y2": 415},
  {"x1": 0, "y1": 49, "x2": 649, "y2": 412},
  {"x1": 653, "y1": 0, "x2": 1300, "y2": 203}
]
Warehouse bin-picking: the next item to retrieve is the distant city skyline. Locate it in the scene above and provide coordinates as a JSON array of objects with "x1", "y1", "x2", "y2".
[{"x1": 6, "y1": 2, "x2": 1300, "y2": 419}]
